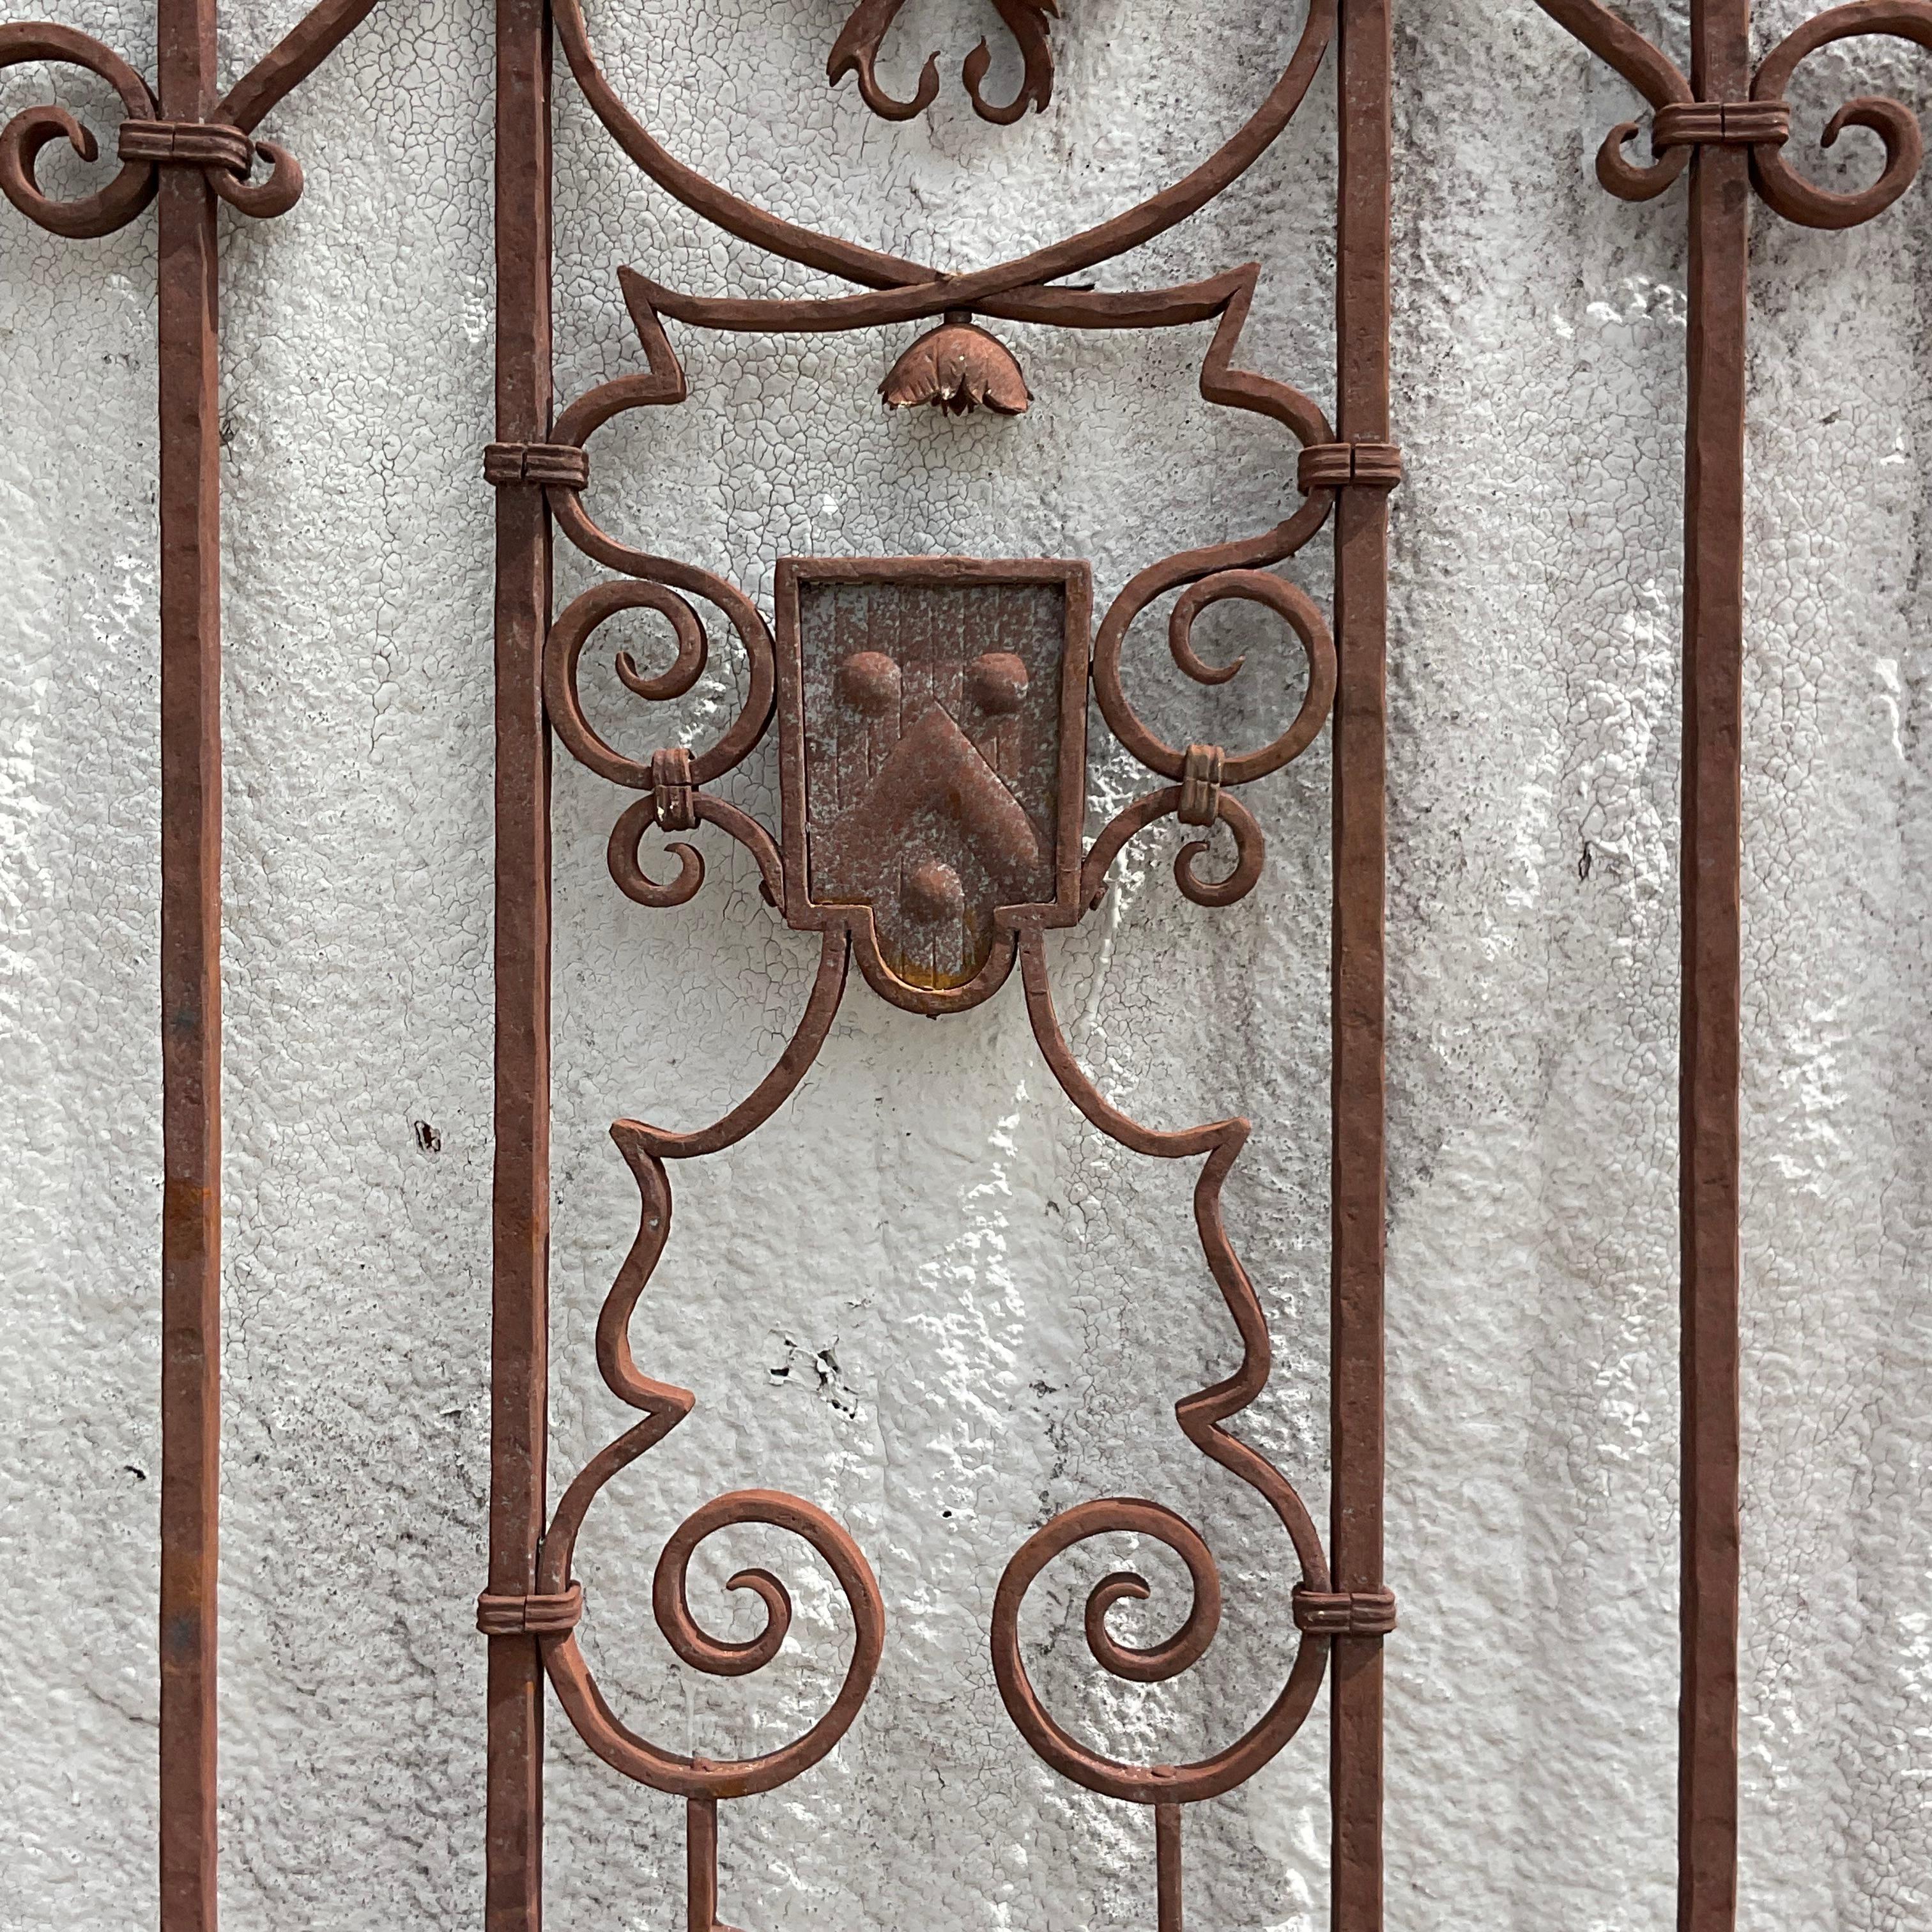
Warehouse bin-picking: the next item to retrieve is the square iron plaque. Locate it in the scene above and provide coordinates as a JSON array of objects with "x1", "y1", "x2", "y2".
[{"x1": 774, "y1": 556, "x2": 1092, "y2": 1013}]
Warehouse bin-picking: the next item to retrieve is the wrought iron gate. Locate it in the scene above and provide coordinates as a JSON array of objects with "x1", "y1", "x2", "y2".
[
  {"x1": 1, "y1": 0, "x2": 1926, "y2": 1927},
  {"x1": 482, "y1": 1, "x2": 1395, "y2": 1926}
]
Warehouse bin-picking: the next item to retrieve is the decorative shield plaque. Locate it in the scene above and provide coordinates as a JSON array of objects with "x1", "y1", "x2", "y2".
[{"x1": 775, "y1": 557, "x2": 1091, "y2": 1013}]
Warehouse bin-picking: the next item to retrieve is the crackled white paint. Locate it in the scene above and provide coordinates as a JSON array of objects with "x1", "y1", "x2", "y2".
[{"x1": 1, "y1": 0, "x2": 1928, "y2": 1927}]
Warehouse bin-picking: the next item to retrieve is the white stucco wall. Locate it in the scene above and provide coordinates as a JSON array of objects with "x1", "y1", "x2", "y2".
[{"x1": 1, "y1": 0, "x2": 1927, "y2": 1927}]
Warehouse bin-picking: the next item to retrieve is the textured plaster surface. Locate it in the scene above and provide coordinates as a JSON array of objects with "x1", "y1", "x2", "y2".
[{"x1": 0, "y1": 0, "x2": 1928, "y2": 1928}]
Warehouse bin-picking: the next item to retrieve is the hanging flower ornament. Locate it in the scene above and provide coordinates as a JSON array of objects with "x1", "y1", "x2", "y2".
[{"x1": 880, "y1": 312, "x2": 1032, "y2": 416}]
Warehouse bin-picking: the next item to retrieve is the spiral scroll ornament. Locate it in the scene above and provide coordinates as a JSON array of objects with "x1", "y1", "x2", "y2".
[
  {"x1": 0, "y1": 0, "x2": 378, "y2": 238},
  {"x1": 1084, "y1": 558, "x2": 1339, "y2": 909},
  {"x1": 0, "y1": 25, "x2": 158, "y2": 236},
  {"x1": 1751, "y1": 1, "x2": 1932, "y2": 228},
  {"x1": 1534, "y1": 0, "x2": 1932, "y2": 227},
  {"x1": 540, "y1": 521, "x2": 785, "y2": 911}
]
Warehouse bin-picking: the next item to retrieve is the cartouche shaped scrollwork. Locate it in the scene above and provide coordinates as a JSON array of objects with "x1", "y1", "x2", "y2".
[{"x1": 535, "y1": 934, "x2": 885, "y2": 1801}]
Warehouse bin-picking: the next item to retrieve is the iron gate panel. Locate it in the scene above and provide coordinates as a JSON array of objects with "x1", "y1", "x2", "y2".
[
  {"x1": 486, "y1": 0, "x2": 1395, "y2": 1926},
  {"x1": 3, "y1": 0, "x2": 1929, "y2": 1923}
]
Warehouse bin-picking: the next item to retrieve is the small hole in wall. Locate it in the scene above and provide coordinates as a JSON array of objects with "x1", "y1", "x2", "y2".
[{"x1": 413, "y1": 1121, "x2": 442, "y2": 1154}]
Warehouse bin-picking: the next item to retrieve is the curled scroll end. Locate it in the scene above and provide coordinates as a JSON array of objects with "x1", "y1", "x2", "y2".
[
  {"x1": 0, "y1": 103, "x2": 157, "y2": 238},
  {"x1": 654, "y1": 1533, "x2": 793, "y2": 1678},
  {"x1": 1753, "y1": 95, "x2": 1922, "y2": 229},
  {"x1": 1175, "y1": 795, "x2": 1265, "y2": 908},
  {"x1": 1085, "y1": 1570, "x2": 1152, "y2": 1677},
  {"x1": 532, "y1": 1485, "x2": 884, "y2": 1797},
  {"x1": 850, "y1": 49, "x2": 941, "y2": 121},
  {"x1": 1085, "y1": 1562, "x2": 1219, "y2": 1684},
  {"x1": 960, "y1": 38, "x2": 1000, "y2": 111},
  {"x1": 993, "y1": 1496, "x2": 1236, "y2": 1800},
  {"x1": 610, "y1": 799, "x2": 706, "y2": 908},
  {"x1": 547, "y1": 579, "x2": 726, "y2": 788},
  {"x1": 826, "y1": 0, "x2": 941, "y2": 122},
  {"x1": 962, "y1": 0, "x2": 1057, "y2": 125},
  {"x1": 213, "y1": 139, "x2": 303, "y2": 219},
  {"x1": 614, "y1": 588, "x2": 708, "y2": 701},
  {"x1": 686, "y1": 1566, "x2": 795, "y2": 1678},
  {"x1": 1749, "y1": 0, "x2": 1932, "y2": 229},
  {"x1": 1595, "y1": 118, "x2": 1690, "y2": 201},
  {"x1": 1083, "y1": 1570, "x2": 1188, "y2": 1685},
  {"x1": 617, "y1": 645, "x2": 705, "y2": 704},
  {"x1": 1169, "y1": 598, "x2": 1244, "y2": 687},
  {"x1": 962, "y1": 40, "x2": 1040, "y2": 126},
  {"x1": 1158, "y1": 569, "x2": 1335, "y2": 784},
  {"x1": 21, "y1": 102, "x2": 96, "y2": 165}
]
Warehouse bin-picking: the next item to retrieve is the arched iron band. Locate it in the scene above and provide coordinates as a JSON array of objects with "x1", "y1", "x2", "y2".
[{"x1": 552, "y1": 0, "x2": 1336, "y2": 305}]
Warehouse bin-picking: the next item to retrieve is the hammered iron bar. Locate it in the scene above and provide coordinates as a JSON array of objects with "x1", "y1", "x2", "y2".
[
  {"x1": 482, "y1": 0, "x2": 1397, "y2": 1927},
  {"x1": 0, "y1": 1, "x2": 379, "y2": 1923},
  {"x1": 1525, "y1": 3, "x2": 1932, "y2": 1928}
]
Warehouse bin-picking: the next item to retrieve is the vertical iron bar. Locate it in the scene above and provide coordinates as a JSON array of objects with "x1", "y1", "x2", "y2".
[
  {"x1": 687, "y1": 1795, "x2": 718, "y2": 1932},
  {"x1": 486, "y1": 0, "x2": 555, "y2": 1925},
  {"x1": 1154, "y1": 1802, "x2": 1183, "y2": 1932},
  {"x1": 154, "y1": 0, "x2": 222, "y2": 1920},
  {"x1": 1330, "y1": 0, "x2": 1392, "y2": 1927},
  {"x1": 1679, "y1": 4, "x2": 1747, "y2": 1928}
]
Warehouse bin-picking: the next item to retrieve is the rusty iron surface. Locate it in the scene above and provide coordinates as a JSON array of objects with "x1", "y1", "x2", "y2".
[
  {"x1": 6, "y1": 0, "x2": 1924, "y2": 1915},
  {"x1": 776, "y1": 557, "x2": 1091, "y2": 1011},
  {"x1": 0, "y1": 0, "x2": 1397, "y2": 1915},
  {"x1": 878, "y1": 313, "x2": 1033, "y2": 414},
  {"x1": 825, "y1": 0, "x2": 1057, "y2": 125},
  {"x1": 485, "y1": 0, "x2": 558, "y2": 1923},
  {"x1": 1329, "y1": 3, "x2": 1394, "y2": 1923},
  {"x1": 500, "y1": 1, "x2": 1398, "y2": 1928},
  {"x1": 0, "y1": 0, "x2": 378, "y2": 1922},
  {"x1": 1528, "y1": 3, "x2": 1930, "y2": 1928}
]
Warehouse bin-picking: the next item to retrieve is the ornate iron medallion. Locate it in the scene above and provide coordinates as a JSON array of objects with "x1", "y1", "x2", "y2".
[{"x1": 774, "y1": 557, "x2": 1091, "y2": 1013}]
